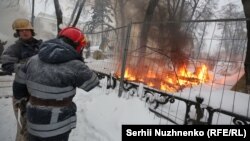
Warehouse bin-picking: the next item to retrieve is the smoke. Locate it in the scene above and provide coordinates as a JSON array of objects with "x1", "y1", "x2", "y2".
[
  {"x1": 0, "y1": 1, "x2": 29, "y2": 47},
  {"x1": 125, "y1": 0, "x2": 147, "y2": 22},
  {"x1": 157, "y1": 23, "x2": 192, "y2": 70},
  {"x1": 121, "y1": 0, "x2": 193, "y2": 71},
  {"x1": 0, "y1": 0, "x2": 66, "y2": 44}
]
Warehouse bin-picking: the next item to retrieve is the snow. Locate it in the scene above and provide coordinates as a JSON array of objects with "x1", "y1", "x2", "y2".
[
  {"x1": 70, "y1": 88, "x2": 158, "y2": 141},
  {"x1": 0, "y1": 75, "x2": 159, "y2": 141},
  {"x1": 1, "y1": 66, "x2": 250, "y2": 140}
]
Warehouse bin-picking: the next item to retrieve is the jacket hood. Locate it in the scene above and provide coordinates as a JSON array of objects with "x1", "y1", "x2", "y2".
[{"x1": 38, "y1": 38, "x2": 83, "y2": 63}]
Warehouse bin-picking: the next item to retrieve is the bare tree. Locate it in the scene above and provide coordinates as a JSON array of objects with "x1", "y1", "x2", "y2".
[
  {"x1": 85, "y1": 0, "x2": 114, "y2": 33},
  {"x1": 218, "y1": 3, "x2": 246, "y2": 61},
  {"x1": 68, "y1": 0, "x2": 81, "y2": 26},
  {"x1": 109, "y1": 0, "x2": 216, "y2": 70},
  {"x1": 145, "y1": 0, "x2": 216, "y2": 69},
  {"x1": 54, "y1": 0, "x2": 63, "y2": 33},
  {"x1": 139, "y1": 0, "x2": 159, "y2": 49},
  {"x1": 242, "y1": 0, "x2": 250, "y2": 91}
]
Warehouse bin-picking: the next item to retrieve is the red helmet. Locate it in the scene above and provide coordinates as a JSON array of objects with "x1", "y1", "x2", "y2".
[{"x1": 58, "y1": 27, "x2": 87, "y2": 53}]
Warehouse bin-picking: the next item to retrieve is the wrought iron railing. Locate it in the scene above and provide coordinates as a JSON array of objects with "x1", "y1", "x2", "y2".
[{"x1": 96, "y1": 71, "x2": 250, "y2": 125}]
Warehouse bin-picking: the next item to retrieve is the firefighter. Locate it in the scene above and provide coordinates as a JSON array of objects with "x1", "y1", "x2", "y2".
[
  {"x1": 17, "y1": 27, "x2": 99, "y2": 141},
  {"x1": 1, "y1": 18, "x2": 42, "y2": 141}
]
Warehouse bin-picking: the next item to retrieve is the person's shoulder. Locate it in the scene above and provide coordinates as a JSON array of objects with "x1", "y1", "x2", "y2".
[
  {"x1": 12, "y1": 39, "x2": 28, "y2": 47},
  {"x1": 68, "y1": 59, "x2": 87, "y2": 69},
  {"x1": 32, "y1": 38, "x2": 43, "y2": 44},
  {"x1": 42, "y1": 38, "x2": 60, "y2": 44},
  {"x1": 2, "y1": 42, "x2": 20, "y2": 55},
  {"x1": 70, "y1": 59, "x2": 85, "y2": 64},
  {"x1": 26, "y1": 54, "x2": 39, "y2": 64},
  {"x1": 30, "y1": 54, "x2": 39, "y2": 59},
  {"x1": 6, "y1": 40, "x2": 20, "y2": 50}
]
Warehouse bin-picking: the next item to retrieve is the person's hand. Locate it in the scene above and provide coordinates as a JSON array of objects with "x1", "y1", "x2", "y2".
[{"x1": 14, "y1": 97, "x2": 28, "y2": 115}]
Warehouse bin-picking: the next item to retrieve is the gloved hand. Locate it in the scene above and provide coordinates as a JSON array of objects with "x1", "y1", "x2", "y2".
[
  {"x1": 14, "y1": 57, "x2": 31, "y2": 73},
  {"x1": 14, "y1": 97, "x2": 28, "y2": 115},
  {"x1": 19, "y1": 57, "x2": 31, "y2": 64}
]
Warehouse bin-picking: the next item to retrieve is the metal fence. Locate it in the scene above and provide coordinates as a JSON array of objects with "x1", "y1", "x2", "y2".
[
  {"x1": 85, "y1": 19, "x2": 250, "y2": 125},
  {"x1": 0, "y1": 19, "x2": 249, "y2": 125}
]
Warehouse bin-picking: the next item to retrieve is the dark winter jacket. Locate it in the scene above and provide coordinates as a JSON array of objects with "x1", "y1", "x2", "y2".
[
  {"x1": 1, "y1": 38, "x2": 42, "y2": 99},
  {"x1": 18, "y1": 38, "x2": 99, "y2": 138}
]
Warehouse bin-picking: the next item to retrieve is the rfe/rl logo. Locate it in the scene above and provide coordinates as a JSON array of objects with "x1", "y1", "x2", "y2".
[{"x1": 209, "y1": 129, "x2": 244, "y2": 137}]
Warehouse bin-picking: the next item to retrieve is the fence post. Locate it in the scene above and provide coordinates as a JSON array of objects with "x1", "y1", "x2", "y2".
[
  {"x1": 31, "y1": 0, "x2": 35, "y2": 26},
  {"x1": 118, "y1": 22, "x2": 132, "y2": 97}
]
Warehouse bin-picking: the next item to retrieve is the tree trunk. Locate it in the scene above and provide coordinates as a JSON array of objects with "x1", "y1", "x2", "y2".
[
  {"x1": 242, "y1": 0, "x2": 250, "y2": 91},
  {"x1": 72, "y1": 0, "x2": 86, "y2": 27},
  {"x1": 117, "y1": 0, "x2": 127, "y2": 51},
  {"x1": 54, "y1": 0, "x2": 63, "y2": 33},
  {"x1": 31, "y1": 0, "x2": 35, "y2": 26},
  {"x1": 68, "y1": 0, "x2": 80, "y2": 26},
  {"x1": 139, "y1": 0, "x2": 159, "y2": 50}
]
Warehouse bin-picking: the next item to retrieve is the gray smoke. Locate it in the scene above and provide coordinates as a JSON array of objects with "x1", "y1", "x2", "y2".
[{"x1": 0, "y1": 1, "x2": 29, "y2": 47}]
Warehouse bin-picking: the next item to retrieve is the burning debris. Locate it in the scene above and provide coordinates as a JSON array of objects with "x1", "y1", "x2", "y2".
[
  {"x1": 114, "y1": 21, "x2": 212, "y2": 93},
  {"x1": 115, "y1": 63, "x2": 210, "y2": 93}
]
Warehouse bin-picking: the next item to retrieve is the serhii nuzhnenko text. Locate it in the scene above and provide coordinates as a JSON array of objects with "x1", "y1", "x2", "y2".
[{"x1": 126, "y1": 128, "x2": 205, "y2": 137}]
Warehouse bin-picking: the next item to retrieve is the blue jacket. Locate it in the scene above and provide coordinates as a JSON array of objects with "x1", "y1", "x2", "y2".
[
  {"x1": 18, "y1": 38, "x2": 99, "y2": 138},
  {"x1": 1, "y1": 38, "x2": 42, "y2": 99}
]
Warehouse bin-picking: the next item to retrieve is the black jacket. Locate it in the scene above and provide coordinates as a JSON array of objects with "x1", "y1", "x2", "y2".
[
  {"x1": 1, "y1": 38, "x2": 42, "y2": 99},
  {"x1": 1, "y1": 38, "x2": 42, "y2": 73}
]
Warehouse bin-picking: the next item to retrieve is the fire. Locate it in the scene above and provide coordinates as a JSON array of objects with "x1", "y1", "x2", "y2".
[
  {"x1": 115, "y1": 64, "x2": 210, "y2": 93},
  {"x1": 197, "y1": 64, "x2": 209, "y2": 83},
  {"x1": 124, "y1": 69, "x2": 136, "y2": 81}
]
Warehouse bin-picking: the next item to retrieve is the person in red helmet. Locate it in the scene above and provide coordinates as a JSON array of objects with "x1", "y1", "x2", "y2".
[
  {"x1": 17, "y1": 27, "x2": 99, "y2": 141},
  {"x1": 58, "y1": 26, "x2": 88, "y2": 54}
]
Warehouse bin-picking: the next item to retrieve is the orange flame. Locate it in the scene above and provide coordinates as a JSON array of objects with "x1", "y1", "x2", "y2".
[{"x1": 116, "y1": 64, "x2": 210, "y2": 93}]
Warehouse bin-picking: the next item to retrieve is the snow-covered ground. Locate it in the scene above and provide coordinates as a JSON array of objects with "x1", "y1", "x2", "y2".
[{"x1": 1, "y1": 67, "x2": 250, "y2": 141}]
